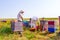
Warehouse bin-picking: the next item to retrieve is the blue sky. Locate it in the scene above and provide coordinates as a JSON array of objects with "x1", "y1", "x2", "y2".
[{"x1": 0, "y1": 0, "x2": 60, "y2": 18}]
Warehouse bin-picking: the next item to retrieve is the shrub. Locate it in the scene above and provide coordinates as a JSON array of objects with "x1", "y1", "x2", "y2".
[{"x1": 0, "y1": 27, "x2": 12, "y2": 34}]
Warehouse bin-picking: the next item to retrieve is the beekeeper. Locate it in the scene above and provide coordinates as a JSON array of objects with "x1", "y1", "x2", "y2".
[
  {"x1": 31, "y1": 16, "x2": 38, "y2": 28},
  {"x1": 17, "y1": 10, "x2": 24, "y2": 22},
  {"x1": 40, "y1": 17, "x2": 46, "y2": 31},
  {"x1": 17, "y1": 10, "x2": 24, "y2": 36}
]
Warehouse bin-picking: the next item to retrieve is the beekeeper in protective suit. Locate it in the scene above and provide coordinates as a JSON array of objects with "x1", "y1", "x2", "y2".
[
  {"x1": 17, "y1": 10, "x2": 24, "y2": 37},
  {"x1": 31, "y1": 16, "x2": 38, "y2": 29},
  {"x1": 17, "y1": 10, "x2": 24, "y2": 22}
]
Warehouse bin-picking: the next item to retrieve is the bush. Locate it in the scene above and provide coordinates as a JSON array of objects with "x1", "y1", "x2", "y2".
[{"x1": 0, "y1": 27, "x2": 12, "y2": 34}]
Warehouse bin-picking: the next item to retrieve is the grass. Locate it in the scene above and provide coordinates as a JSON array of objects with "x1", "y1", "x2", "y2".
[
  {"x1": 0, "y1": 18, "x2": 60, "y2": 40},
  {"x1": 0, "y1": 26, "x2": 59, "y2": 40}
]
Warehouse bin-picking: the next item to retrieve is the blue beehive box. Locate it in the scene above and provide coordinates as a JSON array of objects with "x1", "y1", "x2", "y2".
[
  {"x1": 48, "y1": 21, "x2": 55, "y2": 33},
  {"x1": 48, "y1": 28, "x2": 55, "y2": 33}
]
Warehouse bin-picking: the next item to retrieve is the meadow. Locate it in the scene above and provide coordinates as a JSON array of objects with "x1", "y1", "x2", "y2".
[{"x1": 0, "y1": 18, "x2": 60, "y2": 40}]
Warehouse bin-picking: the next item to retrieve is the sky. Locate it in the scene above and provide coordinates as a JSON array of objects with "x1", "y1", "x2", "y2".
[{"x1": 0, "y1": 0, "x2": 60, "y2": 18}]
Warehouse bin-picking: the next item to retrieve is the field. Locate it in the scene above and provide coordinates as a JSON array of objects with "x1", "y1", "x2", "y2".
[{"x1": 0, "y1": 18, "x2": 60, "y2": 40}]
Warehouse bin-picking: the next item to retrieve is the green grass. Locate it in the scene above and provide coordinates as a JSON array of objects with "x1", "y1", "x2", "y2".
[
  {"x1": 0, "y1": 26, "x2": 59, "y2": 40},
  {"x1": 0, "y1": 18, "x2": 59, "y2": 40}
]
